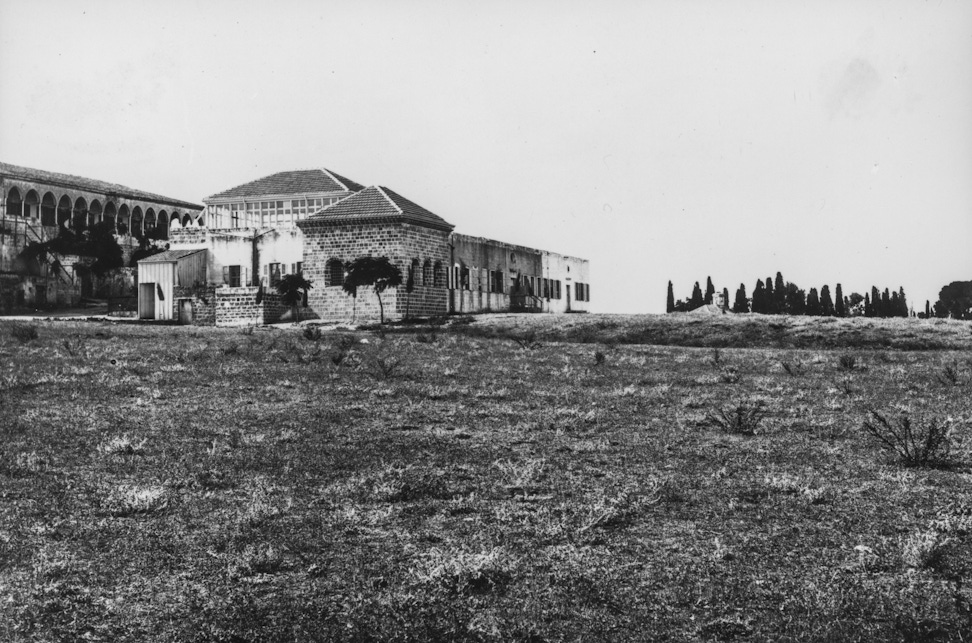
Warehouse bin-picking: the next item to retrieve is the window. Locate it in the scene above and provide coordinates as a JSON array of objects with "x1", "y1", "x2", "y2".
[
  {"x1": 268, "y1": 262, "x2": 282, "y2": 286},
  {"x1": 492, "y1": 270, "x2": 504, "y2": 294},
  {"x1": 433, "y1": 261, "x2": 444, "y2": 288},
  {"x1": 555, "y1": 280, "x2": 561, "y2": 300},
  {"x1": 223, "y1": 265, "x2": 242, "y2": 287},
  {"x1": 460, "y1": 266, "x2": 470, "y2": 290},
  {"x1": 422, "y1": 259, "x2": 432, "y2": 286},
  {"x1": 325, "y1": 259, "x2": 344, "y2": 286}
]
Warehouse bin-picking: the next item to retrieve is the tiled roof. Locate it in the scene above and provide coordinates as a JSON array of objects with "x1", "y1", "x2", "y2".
[
  {"x1": 137, "y1": 249, "x2": 206, "y2": 263},
  {"x1": 304, "y1": 185, "x2": 454, "y2": 231},
  {"x1": 0, "y1": 161, "x2": 203, "y2": 210},
  {"x1": 204, "y1": 168, "x2": 365, "y2": 201}
]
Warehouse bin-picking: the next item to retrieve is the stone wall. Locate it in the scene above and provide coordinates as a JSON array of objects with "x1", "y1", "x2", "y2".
[
  {"x1": 173, "y1": 284, "x2": 217, "y2": 325},
  {"x1": 214, "y1": 286, "x2": 290, "y2": 326}
]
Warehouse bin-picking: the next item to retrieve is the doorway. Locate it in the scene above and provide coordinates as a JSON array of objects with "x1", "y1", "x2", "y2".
[
  {"x1": 178, "y1": 299, "x2": 194, "y2": 325},
  {"x1": 138, "y1": 283, "x2": 156, "y2": 319}
]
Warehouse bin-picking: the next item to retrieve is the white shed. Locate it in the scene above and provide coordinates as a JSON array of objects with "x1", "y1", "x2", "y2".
[{"x1": 137, "y1": 249, "x2": 208, "y2": 320}]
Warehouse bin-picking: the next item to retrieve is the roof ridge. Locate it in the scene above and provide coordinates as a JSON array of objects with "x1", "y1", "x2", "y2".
[
  {"x1": 374, "y1": 186, "x2": 403, "y2": 215},
  {"x1": 320, "y1": 168, "x2": 348, "y2": 191}
]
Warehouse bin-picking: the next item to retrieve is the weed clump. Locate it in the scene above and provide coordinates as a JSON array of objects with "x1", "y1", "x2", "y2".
[
  {"x1": 861, "y1": 410, "x2": 956, "y2": 468},
  {"x1": 705, "y1": 401, "x2": 767, "y2": 436},
  {"x1": 837, "y1": 353, "x2": 859, "y2": 370},
  {"x1": 11, "y1": 322, "x2": 39, "y2": 344},
  {"x1": 780, "y1": 360, "x2": 803, "y2": 376},
  {"x1": 937, "y1": 363, "x2": 961, "y2": 387},
  {"x1": 511, "y1": 330, "x2": 541, "y2": 350},
  {"x1": 303, "y1": 326, "x2": 322, "y2": 341}
]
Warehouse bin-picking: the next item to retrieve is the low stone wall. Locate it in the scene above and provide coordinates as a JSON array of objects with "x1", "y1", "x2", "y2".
[
  {"x1": 173, "y1": 285, "x2": 217, "y2": 325},
  {"x1": 214, "y1": 286, "x2": 293, "y2": 326}
]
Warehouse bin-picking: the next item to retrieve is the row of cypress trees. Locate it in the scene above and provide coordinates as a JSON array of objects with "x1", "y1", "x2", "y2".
[{"x1": 667, "y1": 273, "x2": 911, "y2": 317}]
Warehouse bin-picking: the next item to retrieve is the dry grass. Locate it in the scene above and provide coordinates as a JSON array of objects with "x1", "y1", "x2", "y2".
[{"x1": 1, "y1": 314, "x2": 971, "y2": 641}]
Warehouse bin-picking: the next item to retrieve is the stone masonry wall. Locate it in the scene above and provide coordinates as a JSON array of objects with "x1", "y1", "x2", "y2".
[
  {"x1": 299, "y1": 221, "x2": 451, "y2": 322},
  {"x1": 173, "y1": 284, "x2": 217, "y2": 325},
  {"x1": 214, "y1": 286, "x2": 289, "y2": 326}
]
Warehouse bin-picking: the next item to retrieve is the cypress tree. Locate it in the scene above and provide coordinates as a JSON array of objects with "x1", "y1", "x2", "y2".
[
  {"x1": 806, "y1": 287, "x2": 821, "y2": 316},
  {"x1": 925, "y1": 300, "x2": 931, "y2": 318},
  {"x1": 765, "y1": 277, "x2": 776, "y2": 314},
  {"x1": 721, "y1": 287, "x2": 729, "y2": 309},
  {"x1": 690, "y1": 282, "x2": 704, "y2": 309},
  {"x1": 752, "y1": 279, "x2": 766, "y2": 314},
  {"x1": 864, "y1": 293, "x2": 872, "y2": 317},
  {"x1": 704, "y1": 277, "x2": 715, "y2": 305},
  {"x1": 666, "y1": 281, "x2": 675, "y2": 313},
  {"x1": 891, "y1": 291, "x2": 901, "y2": 318},
  {"x1": 835, "y1": 283, "x2": 845, "y2": 317},
  {"x1": 732, "y1": 283, "x2": 748, "y2": 313},
  {"x1": 898, "y1": 287, "x2": 908, "y2": 317},
  {"x1": 820, "y1": 285, "x2": 835, "y2": 316},
  {"x1": 881, "y1": 288, "x2": 891, "y2": 318},
  {"x1": 869, "y1": 286, "x2": 880, "y2": 317},
  {"x1": 775, "y1": 272, "x2": 786, "y2": 314},
  {"x1": 786, "y1": 283, "x2": 806, "y2": 316}
]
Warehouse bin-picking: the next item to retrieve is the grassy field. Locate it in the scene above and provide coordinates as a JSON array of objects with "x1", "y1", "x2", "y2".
[{"x1": 1, "y1": 313, "x2": 971, "y2": 642}]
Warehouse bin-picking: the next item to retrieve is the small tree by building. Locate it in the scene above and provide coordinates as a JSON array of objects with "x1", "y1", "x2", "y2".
[
  {"x1": 275, "y1": 273, "x2": 313, "y2": 323},
  {"x1": 343, "y1": 256, "x2": 403, "y2": 324}
]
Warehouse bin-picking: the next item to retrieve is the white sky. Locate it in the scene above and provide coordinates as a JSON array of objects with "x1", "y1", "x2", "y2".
[{"x1": 2, "y1": 0, "x2": 970, "y2": 313}]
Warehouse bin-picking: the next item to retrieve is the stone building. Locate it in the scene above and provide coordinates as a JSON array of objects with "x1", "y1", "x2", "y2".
[
  {"x1": 135, "y1": 166, "x2": 589, "y2": 324},
  {"x1": 0, "y1": 161, "x2": 202, "y2": 309}
]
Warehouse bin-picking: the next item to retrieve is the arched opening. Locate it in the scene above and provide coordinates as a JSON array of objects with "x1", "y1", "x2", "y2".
[
  {"x1": 103, "y1": 202, "x2": 117, "y2": 232},
  {"x1": 169, "y1": 216, "x2": 182, "y2": 232},
  {"x1": 57, "y1": 195, "x2": 72, "y2": 228},
  {"x1": 144, "y1": 208, "x2": 157, "y2": 236},
  {"x1": 41, "y1": 192, "x2": 57, "y2": 226},
  {"x1": 131, "y1": 206, "x2": 143, "y2": 237},
  {"x1": 182, "y1": 213, "x2": 192, "y2": 226},
  {"x1": 5, "y1": 187, "x2": 23, "y2": 217},
  {"x1": 88, "y1": 200, "x2": 103, "y2": 228},
  {"x1": 72, "y1": 197, "x2": 88, "y2": 232},
  {"x1": 325, "y1": 259, "x2": 344, "y2": 286},
  {"x1": 422, "y1": 259, "x2": 432, "y2": 286},
  {"x1": 409, "y1": 258, "x2": 419, "y2": 286},
  {"x1": 433, "y1": 261, "x2": 444, "y2": 288},
  {"x1": 24, "y1": 190, "x2": 40, "y2": 220},
  {"x1": 117, "y1": 204, "x2": 130, "y2": 235}
]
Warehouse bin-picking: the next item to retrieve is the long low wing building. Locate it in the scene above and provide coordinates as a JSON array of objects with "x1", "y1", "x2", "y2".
[{"x1": 138, "y1": 167, "x2": 589, "y2": 325}]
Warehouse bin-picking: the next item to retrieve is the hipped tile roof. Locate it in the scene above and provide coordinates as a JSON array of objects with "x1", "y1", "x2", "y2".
[
  {"x1": 303, "y1": 185, "x2": 454, "y2": 231},
  {"x1": 0, "y1": 161, "x2": 202, "y2": 210},
  {"x1": 204, "y1": 168, "x2": 365, "y2": 201}
]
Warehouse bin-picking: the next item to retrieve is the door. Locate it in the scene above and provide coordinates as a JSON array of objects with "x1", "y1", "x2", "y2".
[
  {"x1": 178, "y1": 299, "x2": 193, "y2": 325},
  {"x1": 566, "y1": 285, "x2": 571, "y2": 312},
  {"x1": 138, "y1": 283, "x2": 156, "y2": 319}
]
